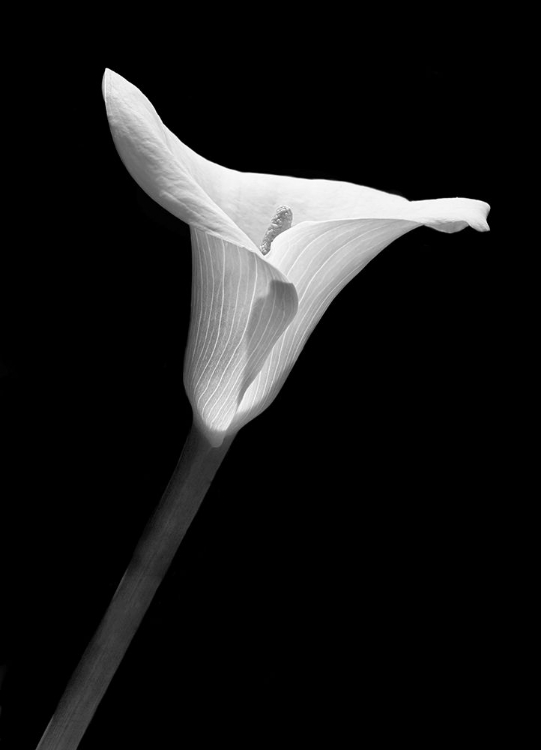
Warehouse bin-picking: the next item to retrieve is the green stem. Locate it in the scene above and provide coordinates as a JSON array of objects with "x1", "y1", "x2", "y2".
[{"x1": 37, "y1": 423, "x2": 234, "y2": 750}]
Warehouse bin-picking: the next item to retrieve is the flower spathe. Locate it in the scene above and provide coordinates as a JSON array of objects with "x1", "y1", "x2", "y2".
[{"x1": 103, "y1": 69, "x2": 490, "y2": 447}]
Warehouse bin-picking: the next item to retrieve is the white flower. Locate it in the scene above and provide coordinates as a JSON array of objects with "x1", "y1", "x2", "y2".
[{"x1": 103, "y1": 69, "x2": 490, "y2": 447}]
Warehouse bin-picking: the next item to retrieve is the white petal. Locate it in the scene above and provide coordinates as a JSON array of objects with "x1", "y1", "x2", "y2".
[
  {"x1": 103, "y1": 70, "x2": 490, "y2": 438},
  {"x1": 104, "y1": 70, "x2": 482, "y2": 253},
  {"x1": 184, "y1": 228, "x2": 298, "y2": 445},
  {"x1": 102, "y1": 69, "x2": 254, "y2": 249},
  {"x1": 232, "y1": 199, "x2": 490, "y2": 430}
]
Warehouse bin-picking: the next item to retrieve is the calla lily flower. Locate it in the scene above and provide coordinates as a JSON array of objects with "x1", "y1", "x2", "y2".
[{"x1": 103, "y1": 68, "x2": 490, "y2": 447}]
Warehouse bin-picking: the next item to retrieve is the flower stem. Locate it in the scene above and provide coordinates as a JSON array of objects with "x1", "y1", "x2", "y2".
[{"x1": 37, "y1": 423, "x2": 234, "y2": 750}]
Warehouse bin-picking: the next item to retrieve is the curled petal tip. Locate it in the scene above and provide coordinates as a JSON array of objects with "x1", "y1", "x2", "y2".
[
  {"x1": 102, "y1": 68, "x2": 120, "y2": 102},
  {"x1": 481, "y1": 202, "x2": 491, "y2": 231},
  {"x1": 410, "y1": 198, "x2": 491, "y2": 234},
  {"x1": 102, "y1": 69, "x2": 108, "y2": 100},
  {"x1": 468, "y1": 200, "x2": 490, "y2": 232}
]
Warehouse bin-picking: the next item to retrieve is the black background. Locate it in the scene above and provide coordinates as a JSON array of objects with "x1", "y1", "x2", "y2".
[{"x1": 0, "y1": 20, "x2": 509, "y2": 750}]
